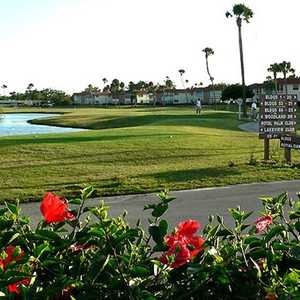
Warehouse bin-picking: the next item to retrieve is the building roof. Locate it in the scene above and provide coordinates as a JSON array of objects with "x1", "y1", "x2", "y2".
[
  {"x1": 249, "y1": 78, "x2": 300, "y2": 89},
  {"x1": 276, "y1": 78, "x2": 300, "y2": 84}
]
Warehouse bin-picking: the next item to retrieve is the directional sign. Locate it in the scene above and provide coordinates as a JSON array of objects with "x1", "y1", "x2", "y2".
[
  {"x1": 259, "y1": 94, "x2": 297, "y2": 139},
  {"x1": 280, "y1": 136, "x2": 300, "y2": 149}
]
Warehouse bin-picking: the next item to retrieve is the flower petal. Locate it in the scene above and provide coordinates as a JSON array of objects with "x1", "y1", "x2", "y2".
[{"x1": 177, "y1": 219, "x2": 201, "y2": 237}]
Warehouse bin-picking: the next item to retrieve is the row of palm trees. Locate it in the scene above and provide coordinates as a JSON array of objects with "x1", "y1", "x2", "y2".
[
  {"x1": 1, "y1": 83, "x2": 34, "y2": 98},
  {"x1": 176, "y1": 4, "x2": 253, "y2": 114},
  {"x1": 177, "y1": 4, "x2": 253, "y2": 115},
  {"x1": 225, "y1": 4, "x2": 297, "y2": 116},
  {"x1": 267, "y1": 61, "x2": 296, "y2": 94}
]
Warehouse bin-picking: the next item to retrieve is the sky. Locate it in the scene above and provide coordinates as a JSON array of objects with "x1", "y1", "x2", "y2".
[{"x1": 0, "y1": 0, "x2": 300, "y2": 94}]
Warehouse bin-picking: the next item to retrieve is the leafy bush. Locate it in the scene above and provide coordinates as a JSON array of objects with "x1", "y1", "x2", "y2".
[{"x1": 1, "y1": 187, "x2": 300, "y2": 299}]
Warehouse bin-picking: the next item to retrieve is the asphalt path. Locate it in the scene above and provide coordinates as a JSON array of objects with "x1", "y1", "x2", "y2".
[{"x1": 20, "y1": 179, "x2": 300, "y2": 229}]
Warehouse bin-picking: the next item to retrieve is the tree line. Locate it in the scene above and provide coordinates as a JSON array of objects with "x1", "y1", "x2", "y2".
[{"x1": 0, "y1": 83, "x2": 72, "y2": 106}]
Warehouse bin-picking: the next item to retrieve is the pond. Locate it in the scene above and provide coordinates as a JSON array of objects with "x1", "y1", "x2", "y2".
[{"x1": 0, "y1": 113, "x2": 86, "y2": 136}]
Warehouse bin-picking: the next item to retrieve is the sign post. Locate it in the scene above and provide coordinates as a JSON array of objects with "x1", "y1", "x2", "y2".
[
  {"x1": 259, "y1": 94, "x2": 297, "y2": 162},
  {"x1": 236, "y1": 99, "x2": 243, "y2": 120}
]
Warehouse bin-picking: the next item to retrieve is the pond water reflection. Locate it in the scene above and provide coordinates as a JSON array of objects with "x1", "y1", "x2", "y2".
[{"x1": 0, "y1": 113, "x2": 85, "y2": 136}]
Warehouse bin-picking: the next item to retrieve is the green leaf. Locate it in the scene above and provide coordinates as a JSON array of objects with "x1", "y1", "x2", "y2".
[
  {"x1": 33, "y1": 243, "x2": 50, "y2": 258},
  {"x1": 295, "y1": 221, "x2": 300, "y2": 233},
  {"x1": 89, "y1": 227, "x2": 105, "y2": 238},
  {"x1": 153, "y1": 244, "x2": 168, "y2": 252},
  {"x1": 228, "y1": 208, "x2": 241, "y2": 222},
  {"x1": 217, "y1": 228, "x2": 233, "y2": 237},
  {"x1": 81, "y1": 186, "x2": 95, "y2": 200},
  {"x1": 207, "y1": 224, "x2": 221, "y2": 238},
  {"x1": 0, "y1": 219, "x2": 14, "y2": 230},
  {"x1": 249, "y1": 249, "x2": 267, "y2": 260},
  {"x1": 264, "y1": 225, "x2": 285, "y2": 243},
  {"x1": 284, "y1": 269, "x2": 300, "y2": 285},
  {"x1": 7, "y1": 233, "x2": 21, "y2": 245},
  {"x1": 131, "y1": 266, "x2": 150, "y2": 277},
  {"x1": 6, "y1": 203, "x2": 18, "y2": 215},
  {"x1": 149, "y1": 225, "x2": 165, "y2": 245},
  {"x1": 291, "y1": 246, "x2": 300, "y2": 259},
  {"x1": 244, "y1": 236, "x2": 263, "y2": 247},
  {"x1": 159, "y1": 220, "x2": 168, "y2": 236},
  {"x1": 152, "y1": 203, "x2": 168, "y2": 218},
  {"x1": 289, "y1": 211, "x2": 300, "y2": 220},
  {"x1": 158, "y1": 191, "x2": 176, "y2": 204},
  {"x1": 35, "y1": 230, "x2": 62, "y2": 242},
  {"x1": 242, "y1": 211, "x2": 253, "y2": 222},
  {"x1": 68, "y1": 198, "x2": 82, "y2": 205},
  {"x1": 272, "y1": 242, "x2": 290, "y2": 251}
]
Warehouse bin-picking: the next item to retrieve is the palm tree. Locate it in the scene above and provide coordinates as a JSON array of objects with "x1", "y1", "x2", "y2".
[
  {"x1": 278, "y1": 61, "x2": 295, "y2": 94},
  {"x1": 102, "y1": 78, "x2": 108, "y2": 91},
  {"x1": 226, "y1": 4, "x2": 253, "y2": 117},
  {"x1": 178, "y1": 69, "x2": 189, "y2": 102},
  {"x1": 267, "y1": 63, "x2": 281, "y2": 93},
  {"x1": 1, "y1": 84, "x2": 7, "y2": 97},
  {"x1": 202, "y1": 47, "x2": 214, "y2": 84},
  {"x1": 178, "y1": 69, "x2": 186, "y2": 89},
  {"x1": 26, "y1": 83, "x2": 34, "y2": 101},
  {"x1": 165, "y1": 76, "x2": 175, "y2": 90},
  {"x1": 27, "y1": 83, "x2": 34, "y2": 92},
  {"x1": 202, "y1": 47, "x2": 215, "y2": 105}
]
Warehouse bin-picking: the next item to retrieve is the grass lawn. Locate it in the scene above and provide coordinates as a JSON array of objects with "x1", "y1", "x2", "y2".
[{"x1": 1, "y1": 105, "x2": 300, "y2": 203}]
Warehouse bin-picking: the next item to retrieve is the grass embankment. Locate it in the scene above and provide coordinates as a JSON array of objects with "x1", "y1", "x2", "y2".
[{"x1": 1, "y1": 106, "x2": 300, "y2": 203}]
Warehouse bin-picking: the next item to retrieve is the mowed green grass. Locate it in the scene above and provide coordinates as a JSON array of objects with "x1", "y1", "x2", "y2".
[{"x1": 1, "y1": 106, "x2": 300, "y2": 203}]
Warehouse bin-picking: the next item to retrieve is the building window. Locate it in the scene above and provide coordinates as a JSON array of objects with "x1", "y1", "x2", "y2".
[
  {"x1": 293, "y1": 84, "x2": 299, "y2": 90},
  {"x1": 278, "y1": 85, "x2": 284, "y2": 91}
]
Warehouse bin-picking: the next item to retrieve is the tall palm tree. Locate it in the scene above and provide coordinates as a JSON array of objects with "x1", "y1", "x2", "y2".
[
  {"x1": 178, "y1": 69, "x2": 186, "y2": 89},
  {"x1": 1, "y1": 84, "x2": 7, "y2": 97},
  {"x1": 27, "y1": 83, "x2": 34, "y2": 91},
  {"x1": 202, "y1": 47, "x2": 215, "y2": 105},
  {"x1": 202, "y1": 47, "x2": 214, "y2": 84},
  {"x1": 102, "y1": 78, "x2": 108, "y2": 91},
  {"x1": 178, "y1": 69, "x2": 189, "y2": 102},
  {"x1": 226, "y1": 4, "x2": 253, "y2": 117},
  {"x1": 278, "y1": 61, "x2": 295, "y2": 94},
  {"x1": 267, "y1": 63, "x2": 281, "y2": 93},
  {"x1": 26, "y1": 83, "x2": 34, "y2": 101}
]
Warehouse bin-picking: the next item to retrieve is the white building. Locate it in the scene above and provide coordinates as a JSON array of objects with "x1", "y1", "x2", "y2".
[
  {"x1": 72, "y1": 86, "x2": 224, "y2": 106},
  {"x1": 249, "y1": 78, "x2": 300, "y2": 102},
  {"x1": 73, "y1": 93, "x2": 113, "y2": 105},
  {"x1": 136, "y1": 93, "x2": 153, "y2": 104}
]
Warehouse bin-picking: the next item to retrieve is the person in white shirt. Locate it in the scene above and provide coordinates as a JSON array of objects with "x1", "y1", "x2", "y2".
[
  {"x1": 251, "y1": 101, "x2": 257, "y2": 120},
  {"x1": 195, "y1": 98, "x2": 202, "y2": 115}
]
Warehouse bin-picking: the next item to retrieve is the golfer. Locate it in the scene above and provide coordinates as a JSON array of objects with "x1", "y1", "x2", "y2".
[{"x1": 195, "y1": 98, "x2": 202, "y2": 115}]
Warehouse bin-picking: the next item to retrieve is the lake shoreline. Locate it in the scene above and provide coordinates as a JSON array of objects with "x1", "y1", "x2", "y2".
[{"x1": 0, "y1": 113, "x2": 86, "y2": 136}]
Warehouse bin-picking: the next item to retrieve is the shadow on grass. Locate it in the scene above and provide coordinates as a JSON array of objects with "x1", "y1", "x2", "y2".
[
  {"x1": 0, "y1": 132, "x2": 185, "y2": 147},
  {"x1": 138, "y1": 166, "x2": 241, "y2": 183},
  {"x1": 0, "y1": 147, "x2": 259, "y2": 171}
]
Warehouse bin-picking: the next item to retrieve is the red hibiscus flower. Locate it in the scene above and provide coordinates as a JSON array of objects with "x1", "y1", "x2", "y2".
[
  {"x1": 8, "y1": 278, "x2": 30, "y2": 294},
  {"x1": 40, "y1": 192, "x2": 75, "y2": 223},
  {"x1": 177, "y1": 219, "x2": 201, "y2": 237},
  {"x1": 0, "y1": 246, "x2": 24, "y2": 271},
  {"x1": 256, "y1": 215, "x2": 273, "y2": 233},
  {"x1": 161, "y1": 219, "x2": 205, "y2": 268}
]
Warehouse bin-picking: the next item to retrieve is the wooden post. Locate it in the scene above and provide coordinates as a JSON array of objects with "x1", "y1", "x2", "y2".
[
  {"x1": 264, "y1": 138, "x2": 269, "y2": 161},
  {"x1": 284, "y1": 148, "x2": 291, "y2": 163}
]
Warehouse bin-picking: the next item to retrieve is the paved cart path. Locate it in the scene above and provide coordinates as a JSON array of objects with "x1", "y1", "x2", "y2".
[
  {"x1": 20, "y1": 180, "x2": 300, "y2": 228},
  {"x1": 238, "y1": 121, "x2": 258, "y2": 132}
]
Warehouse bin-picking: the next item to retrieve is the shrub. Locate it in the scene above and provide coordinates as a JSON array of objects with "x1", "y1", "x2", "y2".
[
  {"x1": 248, "y1": 153, "x2": 258, "y2": 166},
  {"x1": 1, "y1": 187, "x2": 300, "y2": 299},
  {"x1": 228, "y1": 160, "x2": 235, "y2": 167}
]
